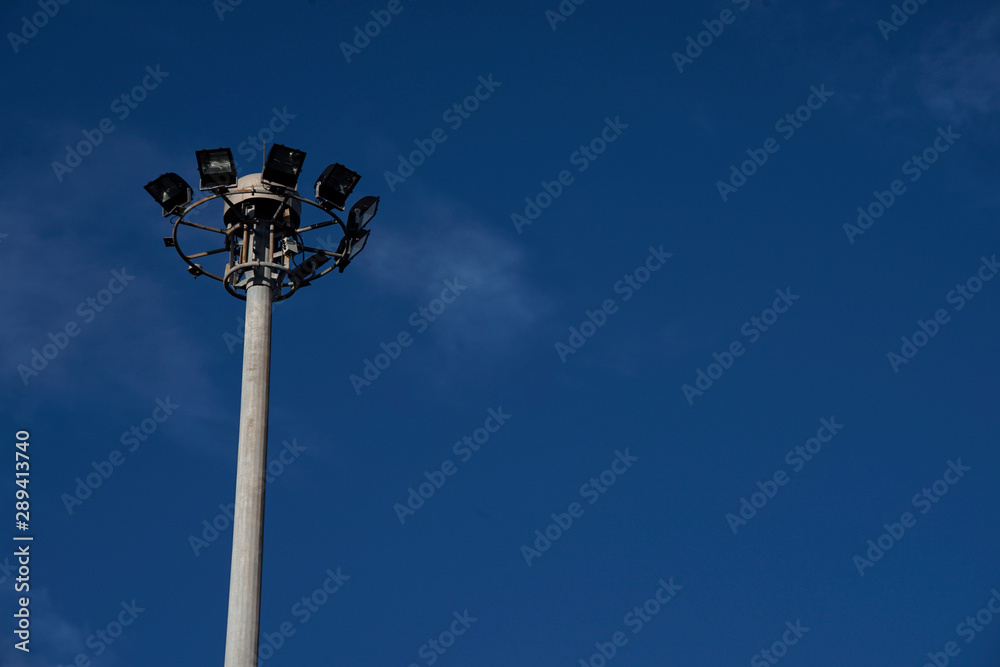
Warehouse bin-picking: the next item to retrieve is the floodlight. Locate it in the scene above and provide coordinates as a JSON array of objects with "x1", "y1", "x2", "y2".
[
  {"x1": 314, "y1": 163, "x2": 360, "y2": 210},
  {"x1": 144, "y1": 173, "x2": 192, "y2": 217},
  {"x1": 262, "y1": 144, "x2": 306, "y2": 189},
  {"x1": 337, "y1": 227, "x2": 370, "y2": 272},
  {"x1": 346, "y1": 195, "x2": 379, "y2": 236},
  {"x1": 196, "y1": 148, "x2": 237, "y2": 190},
  {"x1": 290, "y1": 252, "x2": 331, "y2": 284}
]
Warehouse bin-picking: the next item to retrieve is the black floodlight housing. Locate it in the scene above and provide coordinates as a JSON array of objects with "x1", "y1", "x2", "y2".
[
  {"x1": 195, "y1": 147, "x2": 237, "y2": 190},
  {"x1": 314, "y1": 163, "x2": 360, "y2": 210},
  {"x1": 346, "y1": 195, "x2": 379, "y2": 236},
  {"x1": 336, "y1": 228, "x2": 370, "y2": 272},
  {"x1": 262, "y1": 143, "x2": 306, "y2": 189},
  {"x1": 144, "y1": 172, "x2": 192, "y2": 217},
  {"x1": 290, "y1": 251, "x2": 332, "y2": 286}
]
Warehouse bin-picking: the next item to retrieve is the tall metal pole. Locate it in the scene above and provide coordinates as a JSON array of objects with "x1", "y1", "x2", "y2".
[
  {"x1": 224, "y1": 224, "x2": 274, "y2": 666},
  {"x1": 146, "y1": 151, "x2": 378, "y2": 666}
]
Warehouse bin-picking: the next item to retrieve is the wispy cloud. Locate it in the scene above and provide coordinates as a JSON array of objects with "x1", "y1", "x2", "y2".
[
  {"x1": 869, "y1": 7, "x2": 1000, "y2": 129},
  {"x1": 360, "y1": 189, "x2": 552, "y2": 350},
  {"x1": 0, "y1": 132, "x2": 237, "y2": 458},
  {"x1": 914, "y1": 9, "x2": 1000, "y2": 124}
]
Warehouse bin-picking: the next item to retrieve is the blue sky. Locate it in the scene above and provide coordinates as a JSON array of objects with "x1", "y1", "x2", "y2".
[{"x1": 3, "y1": 0, "x2": 1000, "y2": 665}]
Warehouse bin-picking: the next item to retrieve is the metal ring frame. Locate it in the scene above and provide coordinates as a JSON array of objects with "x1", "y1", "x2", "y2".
[{"x1": 169, "y1": 188, "x2": 351, "y2": 302}]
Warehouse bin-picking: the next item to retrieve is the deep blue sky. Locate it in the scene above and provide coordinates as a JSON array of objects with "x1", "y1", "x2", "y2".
[{"x1": 3, "y1": 0, "x2": 1000, "y2": 665}]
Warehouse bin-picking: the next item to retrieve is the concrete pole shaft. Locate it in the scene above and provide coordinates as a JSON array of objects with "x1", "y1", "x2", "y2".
[{"x1": 223, "y1": 282, "x2": 273, "y2": 667}]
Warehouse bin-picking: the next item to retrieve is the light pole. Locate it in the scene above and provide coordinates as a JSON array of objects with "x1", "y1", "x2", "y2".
[{"x1": 145, "y1": 146, "x2": 378, "y2": 666}]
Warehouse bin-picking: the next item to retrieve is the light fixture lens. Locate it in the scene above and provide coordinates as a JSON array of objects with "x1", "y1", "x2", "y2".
[
  {"x1": 144, "y1": 173, "x2": 192, "y2": 216},
  {"x1": 262, "y1": 144, "x2": 306, "y2": 189},
  {"x1": 314, "y1": 163, "x2": 360, "y2": 210},
  {"x1": 195, "y1": 148, "x2": 237, "y2": 189},
  {"x1": 337, "y1": 227, "x2": 370, "y2": 271},
  {"x1": 346, "y1": 195, "x2": 379, "y2": 235}
]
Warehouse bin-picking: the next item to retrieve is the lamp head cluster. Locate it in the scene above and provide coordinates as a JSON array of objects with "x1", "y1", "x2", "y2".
[{"x1": 144, "y1": 144, "x2": 378, "y2": 301}]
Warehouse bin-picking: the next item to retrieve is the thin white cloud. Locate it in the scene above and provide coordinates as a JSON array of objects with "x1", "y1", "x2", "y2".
[
  {"x1": 914, "y1": 9, "x2": 1000, "y2": 124},
  {"x1": 868, "y1": 7, "x2": 1000, "y2": 129},
  {"x1": 0, "y1": 132, "x2": 239, "y2": 459},
  {"x1": 359, "y1": 188, "x2": 551, "y2": 349}
]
